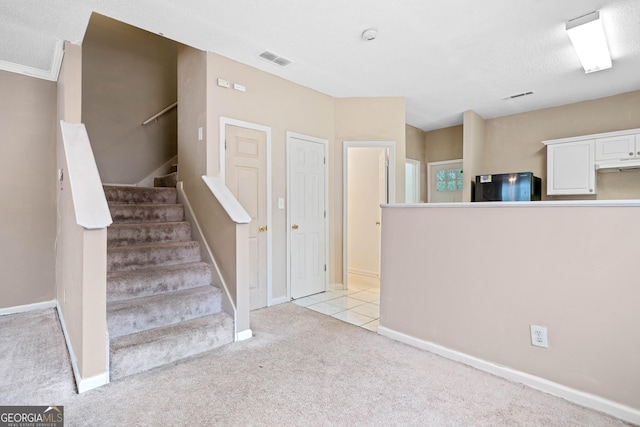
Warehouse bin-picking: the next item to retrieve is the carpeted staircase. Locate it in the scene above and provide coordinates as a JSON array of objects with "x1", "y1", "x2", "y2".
[{"x1": 104, "y1": 184, "x2": 233, "y2": 381}]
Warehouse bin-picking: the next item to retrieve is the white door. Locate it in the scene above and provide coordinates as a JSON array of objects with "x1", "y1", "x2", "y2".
[
  {"x1": 225, "y1": 125, "x2": 268, "y2": 310},
  {"x1": 427, "y1": 160, "x2": 463, "y2": 203},
  {"x1": 288, "y1": 135, "x2": 327, "y2": 299}
]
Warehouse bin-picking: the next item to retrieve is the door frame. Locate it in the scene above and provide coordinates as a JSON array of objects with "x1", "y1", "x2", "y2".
[
  {"x1": 426, "y1": 159, "x2": 463, "y2": 203},
  {"x1": 286, "y1": 131, "x2": 329, "y2": 301},
  {"x1": 405, "y1": 158, "x2": 421, "y2": 203},
  {"x1": 219, "y1": 117, "x2": 273, "y2": 307},
  {"x1": 342, "y1": 141, "x2": 396, "y2": 289}
]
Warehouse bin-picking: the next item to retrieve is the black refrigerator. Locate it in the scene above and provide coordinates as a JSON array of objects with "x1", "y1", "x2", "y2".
[{"x1": 473, "y1": 172, "x2": 541, "y2": 202}]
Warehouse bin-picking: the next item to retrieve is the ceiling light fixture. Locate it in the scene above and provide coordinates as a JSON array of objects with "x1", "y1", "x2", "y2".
[
  {"x1": 566, "y1": 11, "x2": 612, "y2": 73},
  {"x1": 361, "y1": 29, "x2": 378, "y2": 41}
]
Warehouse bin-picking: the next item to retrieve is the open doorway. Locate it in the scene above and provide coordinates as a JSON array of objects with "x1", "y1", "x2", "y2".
[{"x1": 343, "y1": 141, "x2": 395, "y2": 291}]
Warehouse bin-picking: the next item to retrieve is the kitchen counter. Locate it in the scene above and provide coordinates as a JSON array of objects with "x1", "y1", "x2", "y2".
[{"x1": 383, "y1": 199, "x2": 640, "y2": 208}]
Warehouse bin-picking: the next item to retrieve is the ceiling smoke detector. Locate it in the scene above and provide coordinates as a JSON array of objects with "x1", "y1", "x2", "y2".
[{"x1": 361, "y1": 29, "x2": 378, "y2": 41}]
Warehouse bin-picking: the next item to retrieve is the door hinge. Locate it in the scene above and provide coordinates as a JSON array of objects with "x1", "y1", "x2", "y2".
[
  {"x1": 324, "y1": 210, "x2": 326, "y2": 218},
  {"x1": 324, "y1": 264, "x2": 326, "y2": 272},
  {"x1": 224, "y1": 140, "x2": 227, "y2": 150},
  {"x1": 324, "y1": 157, "x2": 326, "y2": 164}
]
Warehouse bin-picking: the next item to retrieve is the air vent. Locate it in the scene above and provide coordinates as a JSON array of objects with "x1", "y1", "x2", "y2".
[
  {"x1": 258, "y1": 50, "x2": 293, "y2": 67},
  {"x1": 502, "y1": 91, "x2": 534, "y2": 101}
]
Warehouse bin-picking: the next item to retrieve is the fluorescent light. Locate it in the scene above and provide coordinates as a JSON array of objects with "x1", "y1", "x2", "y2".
[{"x1": 566, "y1": 11, "x2": 612, "y2": 73}]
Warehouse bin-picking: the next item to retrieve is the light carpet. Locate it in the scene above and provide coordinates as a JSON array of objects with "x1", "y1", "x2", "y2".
[{"x1": 0, "y1": 304, "x2": 632, "y2": 426}]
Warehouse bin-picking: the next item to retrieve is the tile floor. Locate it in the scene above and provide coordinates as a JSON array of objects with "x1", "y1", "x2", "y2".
[{"x1": 292, "y1": 275, "x2": 380, "y2": 332}]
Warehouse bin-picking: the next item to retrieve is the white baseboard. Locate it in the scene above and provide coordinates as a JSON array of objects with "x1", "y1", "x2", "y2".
[
  {"x1": 236, "y1": 329, "x2": 252, "y2": 342},
  {"x1": 136, "y1": 155, "x2": 177, "y2": 187},
  {"x1": 377, "y1": 326, "x2": 640, "y2": 425},
  {"x1": 0, "y1": 300, "x2": 56, "y2": 316},
  {"x1": 270, "y1": 296, "x2": 288, "y2": 306},
  {"x1": 348, "y1": 268, "x2": 379, "y2": 278},
  {"x1": 56, "y1": 303, "x2": 108, "y2": 394}
]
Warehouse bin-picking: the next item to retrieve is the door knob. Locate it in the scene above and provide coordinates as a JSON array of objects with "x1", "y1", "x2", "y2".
[
  {"x1": 259, "y1": 225, "x2": 267, "y2": 232},
  {"x1": 292, "y1": 224, "x2": 299, "y2": 230}
]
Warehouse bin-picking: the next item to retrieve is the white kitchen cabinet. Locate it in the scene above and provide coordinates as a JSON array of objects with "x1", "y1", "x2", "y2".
[
  {"x1": 595, "y1": 134, "x2": 638, "y2": 161},
  {"x1": 544, "y1": 139, "x2": 596, "y2": 195}
]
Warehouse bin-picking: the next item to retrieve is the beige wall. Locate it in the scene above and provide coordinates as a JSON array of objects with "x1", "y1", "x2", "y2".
[
  {"x1": 380, "y1": 204, "x2": 640, "y2": 411},
  {"x1": 483, "y1": 90, "x2": 640, "y2": 200},
  {"x1": 462, "y1": 111, "x2": 486, "y2": 202},
  {"x1": 56, "y1": 42, "x2": 108, "y2": 383},
  {"x1": 335, "y1": 97, "x2": 406, "y2": 285},
  {"x1": 82, "y1": 14, "x2": 178, "y2": 184},
  {"x1": 423, "y1": 124, "x2": 464, "y2": 202},
  {"x1": 425, "y1": 124, "x2": 463, "y2": 163},
  {"x1": 201, "y1": 52, "x2": 336, "y2": 295},
  {"x1": 0, "y1": 70, "x2": 56, "y2": 309},
  {"x1": 405, "y1": 124, "x2": 427, "y2": 203}
]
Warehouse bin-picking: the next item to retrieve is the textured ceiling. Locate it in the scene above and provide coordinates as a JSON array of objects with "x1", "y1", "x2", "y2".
[{"x1": 1, "y1": 0, "x2": 639, "y2": 130}]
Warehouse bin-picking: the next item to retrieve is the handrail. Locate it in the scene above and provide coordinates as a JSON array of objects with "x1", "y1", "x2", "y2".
[{"x1": 142, "y1": 101, "x2": 177, "y2": 125}]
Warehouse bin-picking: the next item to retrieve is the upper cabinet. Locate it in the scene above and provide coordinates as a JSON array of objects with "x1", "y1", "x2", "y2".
[
  {"x1": 543, "y1": 128, "x2": 640, "y2": 196},
  {"x1": 595, "y1": 134, "x2": 640, "y2": 162},
  {"x1": 545, "y1": 139, "x2": 595, "y2": 195}
]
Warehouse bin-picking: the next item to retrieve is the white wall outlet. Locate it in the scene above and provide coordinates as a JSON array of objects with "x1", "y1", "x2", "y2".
[
  {"x1": 277, "y1": 197, "x2": 285, "y2": 209},
  {"x1": 530, "y1": 325, "x2": 548, "y2": 348},
  {"x1": 217, "y1": 78, "x2": 230, "y2": 88},
  {"x1": 198, "y1": 127, "x2": 203, "y2": 141},
  {"x1": 233, "y1": 83, "x2": 246, "y2": 92}
]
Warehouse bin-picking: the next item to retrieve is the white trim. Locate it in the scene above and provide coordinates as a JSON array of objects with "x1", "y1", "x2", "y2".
[
  {"x1": 60, "y1": 121, "x2": 113, "y2": 229},
  {"x1": 236, "y1": 329, "x2": 253, "y2": 342},
  {"x1": 347, "y1": 268, "x2": 379, "y2": 279},
  {"x1": 343, "y1": 141, "x2": 396, "y2": 289},
  {"x1": 0, "y1": 39, "x2": 64, "y2": 82},
  {"x1": 219, "y1": 117, "x2": 273, "y2": 307},
  {"x1": 383, "y1": 199, "x2": 640, "y2": 209},
  {"x1": 405, "y1": 158, "x2": 421, "y2": 203},
  {"x1": 201, "y1": 176, "x2": 251, "y2": 223},
  {"x1": 56, "y1": 303, "x2": 108, "y2": 394},
  {"x1": 136, "y1": 155, "x2": 177, "y2": 187},
  {"x1": 0, "y1": 300, "x2": 56, "y2": 316},
  {"x1": 426, "y1": 159, "x2": 463, "y2": 203},
  {"x1": 377, "y1": 326, "x2": 640, "y2": 426},
  {"x1": 270, "y1": 296, "x2": 289, "y2": 306},
  {"x1": 286, "y1": 132, "x2": 329, "y2": 302}
]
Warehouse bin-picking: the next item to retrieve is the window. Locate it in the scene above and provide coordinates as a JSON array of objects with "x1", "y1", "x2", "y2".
[{"x1": 436, "y1": 168, "x2": 463, "y2": 192}]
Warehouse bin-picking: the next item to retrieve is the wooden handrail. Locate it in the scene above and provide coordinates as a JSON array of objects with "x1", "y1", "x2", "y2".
[{"x1": 142, "y1": 101, "x2": 177, "y2": 125}]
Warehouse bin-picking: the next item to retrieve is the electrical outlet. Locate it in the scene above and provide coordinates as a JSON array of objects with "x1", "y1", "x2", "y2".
[{"x1": 530, "y1": 325, "x2": 548, "y2": 348}]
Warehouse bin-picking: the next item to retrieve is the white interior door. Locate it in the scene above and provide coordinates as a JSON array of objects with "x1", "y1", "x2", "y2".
[
  {"x1": 225, "y1": 124, "x2": 268, "y2": 310},
  {"x1": 288, "y1": 134, "x2": 327, "y2": 299},
  {"x1": 427, "y1": 160, "x2": 463, "y2": 203}
]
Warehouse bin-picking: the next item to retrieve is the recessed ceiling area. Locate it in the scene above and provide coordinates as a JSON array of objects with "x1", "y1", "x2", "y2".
[{"x1": 1, "y1": 0, "x2": 639, "y2": 130}]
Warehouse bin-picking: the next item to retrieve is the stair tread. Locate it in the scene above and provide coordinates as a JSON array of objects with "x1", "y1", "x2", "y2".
[
  {"x1": 107, "y1": 261, "x2": 210, "y2": 279},
  {"x1": 108, "y1": 220, "x2": 190, "y2": 228},
  {"x1": 107, "y1": 285, "x2": 222, "y2": 338},
  {"x1": 107, "y1": 240, "x2": 200, "y2": 252},
  {"x1": 107, "y1": 262, "x2": 212, "y2": 303},
  {"x1": 104, "y1": 185, "x2": 177, "y2": 204},
  {"x1": 110, "y1": 312, "x2": 232, "y2": 351},
  {"x1": 109, "y1": 312, "x2": 233, "y2": 380}
]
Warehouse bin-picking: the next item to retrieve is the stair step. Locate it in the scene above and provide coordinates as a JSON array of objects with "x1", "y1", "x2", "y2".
[
  {"x1": 107, "y1": 262, "x2": 212, "y2": 303},
  {"x1": 107, "y1": 241, "x2": 201, "y2": 272},
  {"x1": 107, "y1": 221, "x2": 192, "y2": 246},
  {"x1": 109, "y1": 312, "x2": 233, "y2": 381},
  {"x1": 107, "y1": 285, "x2": 222, "y2": 339},
  {"x1": 104, "y1": 185, "x2": 177, "y2": 204},
  {"x1": 153, "y1": 171, "x2": 177, "y2": 188},
  {"x1": 109, "y1": 203, "x2": 184, "y2": 223}
]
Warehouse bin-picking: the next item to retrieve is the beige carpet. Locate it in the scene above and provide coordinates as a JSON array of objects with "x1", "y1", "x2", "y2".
[{"x1": 0, "y1": 303, "x2": 632, "y2": 426}]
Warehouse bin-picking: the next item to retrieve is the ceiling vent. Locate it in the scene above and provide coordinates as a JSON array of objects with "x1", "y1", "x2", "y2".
[
  {"x1": 502, "y1": 91, "x2": 534, "y2": 101},
  {"x1": 258, "y1": 50, "x2": 293, "y2": 67}
]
